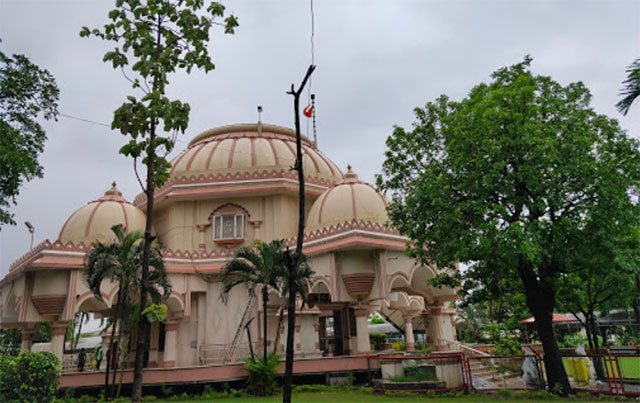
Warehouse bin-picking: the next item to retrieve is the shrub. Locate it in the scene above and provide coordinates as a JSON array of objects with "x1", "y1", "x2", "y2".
[
  {"x1": 245, "y1": 352, "x2": 280, "y2": 396},
  {"x1": 0, "y1": 351, "x2": 59, "y2": 403},
  {"x1": 491, "y1": 336, "x2": 523, "y2": 355},
  {"x1": 391, "y1": 342, "x2": 406, "y2": 351},
  {"x1": 369, "y1": 333, "x2": 386, "y2": 350}
]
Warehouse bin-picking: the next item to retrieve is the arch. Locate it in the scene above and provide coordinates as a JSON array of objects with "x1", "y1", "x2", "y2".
[
  {"x1": 310, "y1": 276, "x2": 332, "y2": 298},
  {"x1": 76, "y1": 294, "x2": 109, "y2": 313},
  {"x1": 409, "y1": 265, "x2": 437, "y2": 291},
  {"x1": 76, "y1": 291, "x2": 110, "y2": 313},
  {"x1": 387, "y1": 271, "x2": 411, "y2": 295},
  {"x1": 208, "y1": 203, "x2": 250, "y2": 223}
]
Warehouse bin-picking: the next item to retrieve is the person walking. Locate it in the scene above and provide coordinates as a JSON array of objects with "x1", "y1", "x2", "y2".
[
  {"x1": 95, "y1": 345, "x2": 103, "y2": 370},
  {"x1": 77, "y1": 348, "x2": 86, "y2": 372}
]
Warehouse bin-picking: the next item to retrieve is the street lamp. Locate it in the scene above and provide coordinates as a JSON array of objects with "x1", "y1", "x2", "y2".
[{"x1": 24, "y1": 221, "x2": 35, "y2": 249}]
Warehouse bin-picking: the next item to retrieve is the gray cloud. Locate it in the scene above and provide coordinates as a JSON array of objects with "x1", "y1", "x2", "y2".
[{"x1": 1, "y1": 0, "x2": 638, "y2": 274}]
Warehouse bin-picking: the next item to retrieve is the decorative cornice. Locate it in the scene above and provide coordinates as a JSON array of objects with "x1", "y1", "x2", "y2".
[{"x1": 134, "y1": 169, "x2": 338, "y2": 207}]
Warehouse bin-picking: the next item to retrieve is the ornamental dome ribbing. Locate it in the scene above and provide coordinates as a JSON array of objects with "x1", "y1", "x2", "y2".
[
  {"x1": 168, "y1": 123, "x2": 343, "y2": 186},
  {"x1": 58, "y1": 183, "x2": 147, "y2": 244},
  {"x1": 306, "y1": 166, "x2": 389, "y2": 232}
]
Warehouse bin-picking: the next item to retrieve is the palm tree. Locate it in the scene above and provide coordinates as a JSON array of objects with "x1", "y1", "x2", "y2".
[
  {"x1": 617, "y1": 57, "x2": 640, "y2": 115},
  {"x1": 84, "y1": 224, "x2": 171, "y2": 399},
  {"x1": 220, "y1": 240, "x2": 288, "y2": 362},
  {"x1": 272, "y1": 249, "x2": 314, "y2": 352}
]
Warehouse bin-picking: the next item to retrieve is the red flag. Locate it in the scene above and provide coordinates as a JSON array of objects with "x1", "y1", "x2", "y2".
[{"x1": 303, "y1": 105, "x2": 313, "y2": 118}]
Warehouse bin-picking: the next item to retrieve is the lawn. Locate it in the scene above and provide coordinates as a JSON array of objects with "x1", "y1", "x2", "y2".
[{"x1": 181, "y1": 390, "x2": 605, "y2": 403}]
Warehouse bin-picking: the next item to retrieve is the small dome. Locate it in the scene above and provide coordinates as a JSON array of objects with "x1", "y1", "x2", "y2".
[
  {"x1": 58, "y1": 183, "x2": 147, "y2": 244},
  {"x1": 169, "y1": 123, "x2": 343, "y2": 185},
  {"x1": 306, "y1": 166, "x2": 389, "y2": 232}
]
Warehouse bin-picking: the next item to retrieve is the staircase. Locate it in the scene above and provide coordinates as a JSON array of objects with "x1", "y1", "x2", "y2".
[{"x1": 468, "y1": 358, "x2": 523, "y2": 389}]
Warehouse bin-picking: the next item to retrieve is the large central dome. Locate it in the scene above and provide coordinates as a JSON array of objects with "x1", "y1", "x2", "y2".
[{"x1": 169, "y1": 123, "x2": 343, "y2": 186}]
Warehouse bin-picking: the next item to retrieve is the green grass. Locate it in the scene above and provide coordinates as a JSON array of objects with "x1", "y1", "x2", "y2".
[
  {"x1": 562, "y1": 356, "x2": 640, "y2": 380},
  {"x1": 179, "y1": 390, "x2": 605, "y2": 403}
]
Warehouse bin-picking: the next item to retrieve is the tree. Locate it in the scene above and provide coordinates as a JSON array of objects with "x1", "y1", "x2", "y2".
[
  {"x1": 220, "y1": 240, "x2": 288, "y2": 363},
  {"x1": 377, "y1": 57, "x2": 640, "y2": 395},
  {"x1": 0, "y1": 47, "x2": 59, "y2": 227},
  {"x1": 283, "y1": 65, "x2": 315, "y2": 403},
  {"x1": 616, "y1": 57, "x2": 640, "y2": 115},
  {"x1": 557, "y1": 224, "x2": 639, "y2": 355},
  {"x1": 80, "y1": 2, "x2": 237, "y2": 400},
  {"x1": 84, "y1": 224, "x2": 170, "y2": 399}
]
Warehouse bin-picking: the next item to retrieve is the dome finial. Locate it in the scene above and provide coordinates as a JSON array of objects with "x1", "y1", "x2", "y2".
[
  {"x1": 344, "y1": 165, "x2": 358, "y2": 180},
  {"x1": 104, "y1": 182, "x2": 122, "y2": 196}
]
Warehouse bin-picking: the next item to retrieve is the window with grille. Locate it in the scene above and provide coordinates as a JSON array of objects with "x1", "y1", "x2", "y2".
[{"x1": 213, "y1": 214, "x2": 244, "y2": 240}]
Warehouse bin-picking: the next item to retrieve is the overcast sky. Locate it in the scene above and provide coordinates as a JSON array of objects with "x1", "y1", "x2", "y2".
[{"x1": 0, "y1": 0, "x2": 638, "y2": 275}]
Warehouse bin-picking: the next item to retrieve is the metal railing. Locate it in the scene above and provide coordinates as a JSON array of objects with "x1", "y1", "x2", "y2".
[{"x1": 198, "y1": 342, "x2": 259, "y2": 365}]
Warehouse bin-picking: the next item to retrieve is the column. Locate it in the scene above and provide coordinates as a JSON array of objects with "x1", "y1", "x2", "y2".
[
  {"x1": 20, "y1": 328, "x2": 34, "y2": 352},
  {"x1": 51, "y1": 323, "x2": 67, "y2": 363},
  {"x1": 426, "y1": 306, "x2": 446, "y2": 350},
  {"x1": 163, "y1": 321, "x2": 178, "y2": 368},
  {"x1": 197, "y1": 293, "x2": 206, "y2": 346},
  {"x1": 403, "y1": 315, "x2": 415, "y2": 350},
  {"x1": 354, "y1": 309, "x2": 370, "y2": 354}
]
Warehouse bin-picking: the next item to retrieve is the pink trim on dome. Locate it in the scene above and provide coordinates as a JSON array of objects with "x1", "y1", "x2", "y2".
[
  {"x1": 58, "y1": 209, "x2": 80, "y2": 241},
  {"x1": 309, "y1": 148, "x2": 338, "y2": 178},
  {"x1": 185, "y1": 142, "x2": 208, "y2": 171},
  {"x1": 281, "y1": 138, "x2": 297, "y2": 160},
  {"x1": 118, "y1": 202, "x2": 129, "y2": 232},
  {"x1": 250, "y1": 138, "x2": 256, "y2": 166},
  {"x1": 84, "y1": 202, "x2": 102, "y2": 237},
  {"x1": 317, "y1": 187, "x2": 334, "y2": 225},
  {"x1": 204, "y1": 140, "x2": 223, "y2": 170},
  {"x1": 227, "y1": 138, "x2": 238, "y2": 168},
  {"x1": 361, "y1": 182, "x2": 388, "y2": 207},
  {"x1": 349, "y1": 184, "x2": 358, "y2": 219},
  {"x1": 267, "y1": 138, "x2": 280, "y2": 165},
  {"x1": 169, "y1": 149, "x2": 190, "y2": 175}
]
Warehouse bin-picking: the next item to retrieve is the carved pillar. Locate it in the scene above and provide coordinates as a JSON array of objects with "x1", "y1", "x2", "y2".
[
  {"x1": 163, "y1": 321, "x2": 178, "y2": 368},
  {"x1": 404, "y1": 315, "x2": 415, "y2": 350},
  {"x1": 354, "y1": 309, "x2": 370, "y2": 354}
]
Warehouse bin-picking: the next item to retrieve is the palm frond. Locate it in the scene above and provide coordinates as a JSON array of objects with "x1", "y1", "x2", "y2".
[{"x1": 617, "y1": 58, "x2": 640, "y2": 116}]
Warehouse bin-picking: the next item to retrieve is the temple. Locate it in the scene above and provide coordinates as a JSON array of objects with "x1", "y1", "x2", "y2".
[{"x1": 0, "y1": 123, "x2": 457, "y2": 384}]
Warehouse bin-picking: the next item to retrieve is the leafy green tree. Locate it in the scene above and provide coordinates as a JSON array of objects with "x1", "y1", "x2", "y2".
[
  {"x1": 0, "y1": 47, "x2": 59, "y2": 227},
  {"x1": 0, "y1": 351, "x2": 59, "y2": 403},
  {"x1": 80, "y1": 2, "x2": 237, "y2": 400},
  {"x1": 557, "y1": 225, "x2": 639, "y2": 354},
  {"x1": 221, "y1": 240, "x2": 288, "y2": 363},
  {"x1": 84, "y1": 224, "x2": 170, "y2": 399},
  {"x1": 0, "y1": 328, "x2": 20, "y2": 356},
  {"x1": 616, "y1": 57, "x2": 640, "y2": 115},
  {"x1": 377, "y1": 57, "x2": 640, "y2": 395}
]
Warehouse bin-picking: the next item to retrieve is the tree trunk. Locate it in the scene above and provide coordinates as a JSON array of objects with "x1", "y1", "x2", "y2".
[
  {"x1": 519, "y1": 264, "x2": 572, "y2": 396},
  {"x1": 589, "y1": 315, "x2": 606, "y2": 380},
  {"x1": 263, "y1": 285, "x2": 268, "y2": 362},
  {"x1": 104, "y1": 318, "x2": 117, "y2": 400},
  {"x1": 283, "y1": 65, "x2": 315, "y2": 403},
  {"x1": 131, "y1": 15, "x2": 162, "y2": 403}
]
